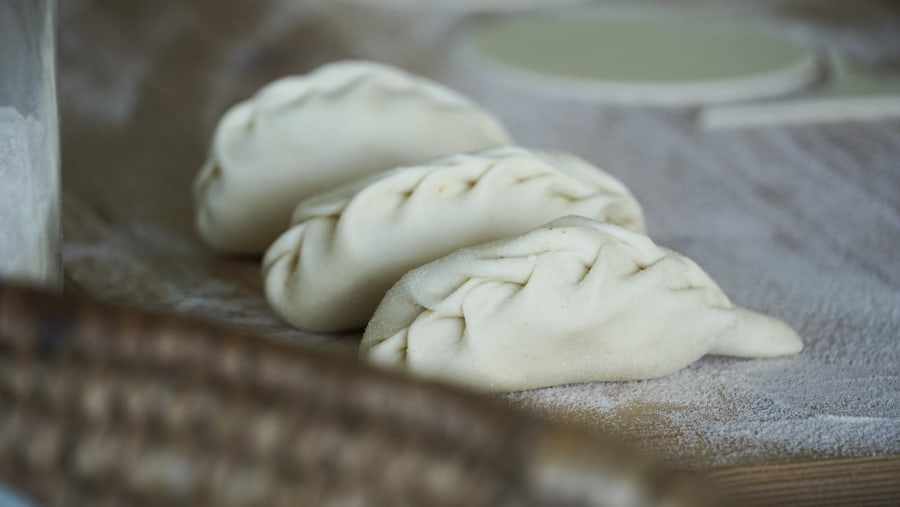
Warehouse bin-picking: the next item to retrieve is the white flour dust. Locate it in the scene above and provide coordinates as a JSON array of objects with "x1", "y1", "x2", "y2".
[
  {"x1": 504, "y1": 347, "x2": 899, "y2": 469},
  {"x1": 0, "y1": 106, "x2": 59, "y2": 285}
]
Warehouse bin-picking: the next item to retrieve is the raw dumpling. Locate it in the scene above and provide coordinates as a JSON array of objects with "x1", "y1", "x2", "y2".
[
  {"x1": 360, "y1": 216, "x2": 802, "y2": 392},
  {"x1": 194, "y1": 60, "x2": 511, "y2": 254},
  {"x1": 263, "y1": 147, "x2": 645, "y2": 333}
]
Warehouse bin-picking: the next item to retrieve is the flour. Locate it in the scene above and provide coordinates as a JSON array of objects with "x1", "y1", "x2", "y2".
[
  {"x1": 482, "y1": 109, "x2": 900, "y2": 470},
  {"x1": 0, "y1": 106, "x2": 59, "y2": 286},
  {"x1": 440, "y1": 66, "x2": 900, "y2": 468},
  {"x1": 63, "y1": 233, "x2": 358, "y2": 357},
  {"x1": 503, "y1": 343, "x2": 899, "y2": 470}
]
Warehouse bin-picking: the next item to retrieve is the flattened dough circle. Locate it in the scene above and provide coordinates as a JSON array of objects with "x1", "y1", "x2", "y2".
[{"x1": 463, "y1": 12, "x2": 821, "y2": 106}]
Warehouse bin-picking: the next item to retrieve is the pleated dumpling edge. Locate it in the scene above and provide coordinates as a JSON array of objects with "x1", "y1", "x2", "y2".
[
  {"x1": 263, "y1": 147, "x2": 645, "y2": 333},
  {"x1": 194, "y1": 60, "x2": 513, "y2": 254},
  {"x1": 360, "y1": 215, "x2": 802, "y2": 392}
]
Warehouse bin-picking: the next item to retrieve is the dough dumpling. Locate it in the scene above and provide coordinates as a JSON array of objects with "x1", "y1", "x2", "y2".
[
  {"x1": 194, "y1": 60, "x2": 511, "y2": 254},
  {"x1": 263, "y1": 147, "x2": 645, "y2": 332},
  {"x1": 360, "y1": 216, "x2": 802, "y2": 392}
]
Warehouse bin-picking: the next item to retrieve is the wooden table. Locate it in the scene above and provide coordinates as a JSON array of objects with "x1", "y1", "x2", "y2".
[{"x1": 59, "y1": 0, "x2": 900, "y2": 504}]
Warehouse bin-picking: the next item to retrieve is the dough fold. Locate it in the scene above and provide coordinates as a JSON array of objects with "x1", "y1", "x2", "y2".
[
  {"x1": 194, "y1": 60, "x2": 511, "y2": 254},
  {"x1": 263, "y1": 147, "x2": 644, "y2": 332},
  {"x1": 360, "y1": 216, "x2": 802, "y2": 392}
]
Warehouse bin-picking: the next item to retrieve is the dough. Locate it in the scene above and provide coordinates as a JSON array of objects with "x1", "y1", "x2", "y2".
[
  {"x1": 463, "y1": 12, "x2": 819, "y2": 106},
  {"x1": 193, "y1": 60, "x2": 511, "y2": 254},
  {"x1": 263, "y1": 147, "x2": 644, "y2": 333},
  {"x1": 360, "y1": 216, "x2": 802, "y2": 392}
]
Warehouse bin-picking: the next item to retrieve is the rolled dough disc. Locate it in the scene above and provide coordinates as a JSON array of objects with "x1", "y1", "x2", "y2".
[{"x1": 462, "y1": 11, "x2": 821, "y2": 106}]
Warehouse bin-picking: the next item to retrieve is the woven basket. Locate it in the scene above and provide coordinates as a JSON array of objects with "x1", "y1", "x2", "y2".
[{"x1": 0, "y1": 282, "x2": 725, "y2": 506}]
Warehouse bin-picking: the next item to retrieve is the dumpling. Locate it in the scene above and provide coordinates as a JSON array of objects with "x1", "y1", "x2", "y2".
[
  {"x1": 193, "y1": 60, "x2": 512, "y2": 254},
  {"x1": 263, "y1": 147, "x2": 645, "y2": 333},
  {"x1": 360, "y1": 216, "x2": 802, "y2": 392}
]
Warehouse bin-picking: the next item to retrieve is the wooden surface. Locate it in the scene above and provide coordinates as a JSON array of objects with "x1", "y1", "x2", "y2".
[
  {"x1": 703, "y1": 457, "x2": 900, "y2": 507},
  {"x1": 58, "y1": 0, "x2": 900, "y2": 505}
]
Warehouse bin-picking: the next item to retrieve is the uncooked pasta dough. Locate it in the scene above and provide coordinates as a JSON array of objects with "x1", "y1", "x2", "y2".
[
  {"x1": 263, "y1": 147, "x2": 644, "y2": 333},
  {"x1": 464, "y1": 12, "x2": 819, "y2": 106},
  {"x1": 194, "y1": 60, "x2": 511, "y2": 254},
  {"x1": 360, "y1": 216, "x2": 802, "y2": 392}
]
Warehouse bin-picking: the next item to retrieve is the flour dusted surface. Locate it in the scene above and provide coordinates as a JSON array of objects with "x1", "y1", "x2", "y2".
[
  {"x1": 504, "y1": 349, "x2": 899, "y2": 469},
  {"x1": 495, "y1": 156, "x2": 900, "y2": 468},
  {"x1": 484, "y1": 114, "x2": 900, "y2": 469}
]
